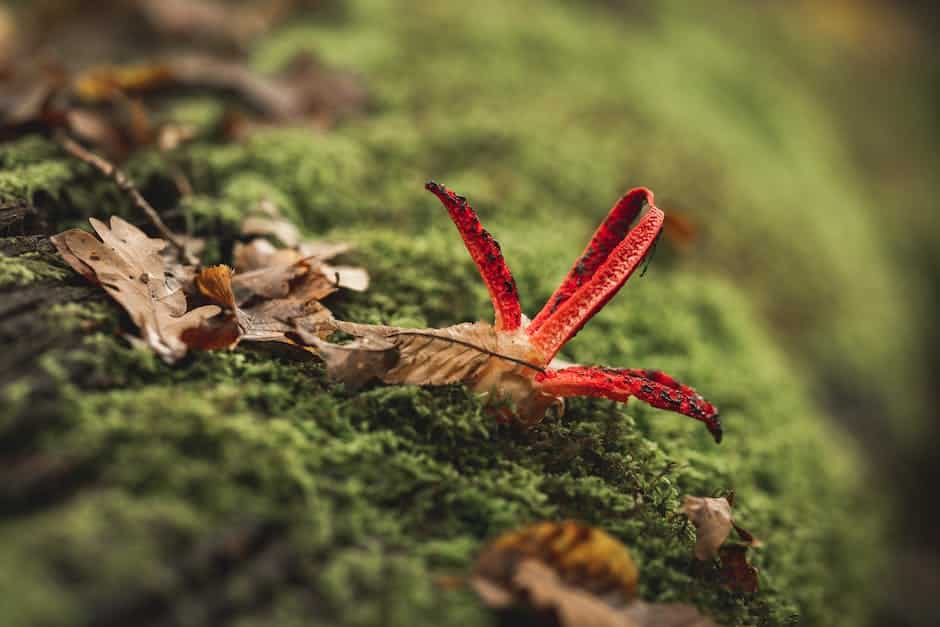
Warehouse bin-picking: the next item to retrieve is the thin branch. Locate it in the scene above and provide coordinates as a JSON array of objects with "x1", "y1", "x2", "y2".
[
  {"x1": 386, "y1": 330, "x2": 546, "y2": 373},
  {"x1": 54, "y1": 132, "x2": 197, "y2": 265}
]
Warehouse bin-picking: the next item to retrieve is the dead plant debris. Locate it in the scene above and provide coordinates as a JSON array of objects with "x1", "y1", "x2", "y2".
[
  {"x1": 681, "y1": 494, "x2": 761, "y2": 593},
  {"x1": 53, "y1": 204, "x2": 364, "y2": 361},
  {"x1": 51, "y1": 216, "x2": 219, "y2": 363},
  {"x1": 471, "y1": 521, "x2": 718, "y2": 627}
]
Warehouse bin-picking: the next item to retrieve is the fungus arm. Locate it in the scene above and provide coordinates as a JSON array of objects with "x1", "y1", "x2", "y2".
[
  {"x1": 528, "y1": 188, "x2": 652, "y2": 335},
  {"x1": 425, "y1": 181, "x2": 522, "y2": 332},
  {"x1": 527, "y1": 206, "x2": 664, "y2": 360},
  {"x1": 536, "y1": 366, "x2": 722, "y2": 442}
]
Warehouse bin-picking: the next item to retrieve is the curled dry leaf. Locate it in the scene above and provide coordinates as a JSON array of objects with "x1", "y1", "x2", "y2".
[
  {"x1": 51, "y1": 217, "x2": 219, "y2": 363},
  {"x1": 473, "y1": 521, "x2": 638, "y2": 603},
  {"x1": 681, "y1": 496, "x2": 733, "y2": 561},
  {"x1": 681, "y1": 494, "x2": 761, "y2": 593},
  {"x1": 471, "y1": 521, "x2": 717, "y2": 627},
  {"x1": 193, "y1": 264, "x2": 334, "y2": 348},
  {"x1": 233, "y1": 202, "x2": 369, "y2": 298},
  {"x1": 717, "y1": 545, "x2": 759, "y2": 594},
  {"x1": 183, "y1": 204, "x2": 365, "y2": 349}
]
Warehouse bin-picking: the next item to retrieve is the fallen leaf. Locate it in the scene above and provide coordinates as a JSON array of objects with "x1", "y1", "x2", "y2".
[
  {"x1": 470, "y1": 521, "x2": 718, "y2": 627},
  {"x1": 232, "y1": 202, "x2": 368, "y2": 300},
  {"x1": 473, "y1": 521, "x2": 638, "y2": 602},
  {"x1": 192, "y1": 262, "x2": 335, "y2": 348},
  {"x1": 681, "y1": 494, "x2": 761, "y2": 593},
  {"x1": 717, "y1": 544, "x2": 759, "y2": 594},
  {"x1": 232, "y1": 257, "x2": 338, "y2": 304},
  {"x1": 240, "y1": 199, "x2": 301, "y2": 247},
  {"x1": 509, "y1": 559, "x2": 636, "y2": 627},
  {"x1": 680, "y1": 496, "x2": 733, "y2": 560},
  {"x1": 51, "y1": 217, "x2": 219, "y2": 363},
  {"x1": 301, "y1": 334, "x2": 399, "y2": 388},
  {"x1": 195, "y1": 264, "x2": 238, "y2": 311},
  {"x1": 307, "y1": 319, "x2": 561, "y2": 420}
]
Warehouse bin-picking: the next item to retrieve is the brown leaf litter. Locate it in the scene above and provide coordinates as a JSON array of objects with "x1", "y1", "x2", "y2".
[
  {"x1": 470, "y1": 520, "x2": 718, "y2": 627},
  {"x1": 53, "y1": 204, "x2": 367, "y2": 362},
  {"x1": 680, "y1": 494, "x2": 761, "y2": 593}
]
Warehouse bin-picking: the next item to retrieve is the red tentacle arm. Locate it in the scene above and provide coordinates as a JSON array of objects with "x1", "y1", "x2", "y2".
[
  {"x1": 426, "y1": 181, "x2": 522, "y2": 332},
  {"x1": 528, "y1": 188, "x2": 652, "y2": 335},
  {"x1": 536, "y1": 366, "x2": 722, "y2": 442},
  {"x1": 527, "y1": 207, "x2": 664, "y2": 361}
]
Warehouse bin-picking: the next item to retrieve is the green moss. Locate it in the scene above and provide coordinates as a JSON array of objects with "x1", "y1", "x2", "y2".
[
  {"x1": 0, "y1": 251, "x2": 70, "y2": 287},
  {"x1": 0, "y1": 0, "x2": 898, "y2": 625},
  {"x1": 0, "y1": 219, "x2": 877, "y2": 626}
]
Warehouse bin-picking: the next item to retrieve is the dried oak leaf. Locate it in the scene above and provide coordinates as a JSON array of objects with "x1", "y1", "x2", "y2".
[
  {"x1": 471, "y1": 521, "x2": 718, "y2": 627},
  {"x1": 307, "y1": 319, "x2": 558, "y2": 419},
  {"x1": 233, "y1": 203, "x2": 368, "y2": 298},
  {"x1": 192, "y1": 264, "x2": 333, "y2": 348},
  {"x1": 51, "y1": 217, "x2": 219, "y2": 363}
]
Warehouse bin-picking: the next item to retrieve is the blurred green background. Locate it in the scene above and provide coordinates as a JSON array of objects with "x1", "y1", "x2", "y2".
[{"x1": 1, "y1": 0, "x2": 937, "y2": 625}]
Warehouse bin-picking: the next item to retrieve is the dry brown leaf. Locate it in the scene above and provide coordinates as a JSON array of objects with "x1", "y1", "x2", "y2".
[
  {"x1": 233, "y1": 202, "x2": 368, "y2": 300},
  {"x1": 231, "y1": 260, "x2": 309, "y2": 302},
  {"x1": 233, "y1": 243, "x2": 367, "y2": 298},
  {"x1": 717, "y1": 545, "x2": 759, "y2": 594},
  {"x1": 182, "y1": 202, "x2": 363, "y2": 348},
  {"x1": 470, "y1": 521, "x2": 718, "y2": 627},
  {"x1": 308, "y1": 319, "x2": 560, "y2": 419},
  {"x1": 192, "y1": 263, "x2": 334, "y2": 348},
  {"x1": 321, "y1": 321, "x2": 523, "y2": 385},
  {"x1": 681, "y1": 496, "x2": 734, "y2": 561},
  {"x1": 51, "y1": 217, "x2": 219, "y2": 363},
  {"x1": 680, "y1": 494, "x2": 760, "y2": 558},
  {"x1": 302, "y1": 334, "x2": 399, "y2": 388},
  {"x1": 681, "y1": 494, "x2": 760, "y2": 594},
  {"x1": 510, "y1": 559, "x2": 637, "y2": 627},
  {"x1": 473, "y1": 521, "x2": 638, "y2": 603},
  {"x1": 241, "y1": 200, "x2": 302, "y2": 248},
  {"x1": 195, "y1": 264, "x2": 238, "y2": 310}
]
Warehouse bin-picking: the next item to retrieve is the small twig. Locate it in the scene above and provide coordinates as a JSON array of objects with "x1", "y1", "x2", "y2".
[{"x1": 54, "y1": 132, "x2": 197, "y2": 264}]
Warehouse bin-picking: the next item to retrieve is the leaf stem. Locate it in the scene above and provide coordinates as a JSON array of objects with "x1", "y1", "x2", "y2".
[{"x1": 54, "y1": 132, "x2": 197, "y2": 265}]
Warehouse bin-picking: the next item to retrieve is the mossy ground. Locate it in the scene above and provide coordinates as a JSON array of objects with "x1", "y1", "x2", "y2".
[{"x1": 0, "y1": 1, "x2": 899, "y2": 626}]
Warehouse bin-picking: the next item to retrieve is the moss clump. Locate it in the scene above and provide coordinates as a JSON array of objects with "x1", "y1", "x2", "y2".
[
  {"x1": 0, "y1": 0, "x2": 894, "y2": 625},
  {"x1": 0, "y1": 252, "x2": 70, "y2": 287},
  {"x1": 1, "y1": 218, "x2": 877, "y2": 626}
]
